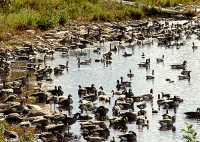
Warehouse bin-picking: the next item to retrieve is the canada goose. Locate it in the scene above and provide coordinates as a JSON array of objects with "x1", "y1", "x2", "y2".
[
  {"x1": 127, "y1": 69, "x2": 134, "y2": 78},
  {"x1": 119, "y1": 131, "x2": 137, "y2": 142}
]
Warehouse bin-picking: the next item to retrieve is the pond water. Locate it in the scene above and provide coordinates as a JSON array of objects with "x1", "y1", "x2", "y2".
[{"x1": 42, "y1": 22, "x2": 200, "y2": 142}]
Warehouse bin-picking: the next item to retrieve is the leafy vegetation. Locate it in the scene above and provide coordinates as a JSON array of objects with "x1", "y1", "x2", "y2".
[
  {"x1": 136, "y1": 0, "x2": 195, "y2": 7},
  {"x1": 182, "y1": 123, "x2": 198, "y2": 142},
  {"x1": 0, "y1": 0, "x2": 145, "y2": 31},
  {"x1": 0, "y1": 0, "x2": 198, "y2": 38}
]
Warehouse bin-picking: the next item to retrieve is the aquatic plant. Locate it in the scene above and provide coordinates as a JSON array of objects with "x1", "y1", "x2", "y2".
[{"x1": 181, "y1": 123, "x2": 198, "y2": 142}]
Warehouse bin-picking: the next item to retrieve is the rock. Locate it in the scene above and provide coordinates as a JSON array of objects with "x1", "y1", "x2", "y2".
[
  {"x1": 26, "y1": 30, "x2": 36, "y2": 35},
  {"x1": 4, "y1": 129, "x2": 19, "y2": 142},
  {"x1": 3, "y1": 32, "x2": 12, "y2": 39}
]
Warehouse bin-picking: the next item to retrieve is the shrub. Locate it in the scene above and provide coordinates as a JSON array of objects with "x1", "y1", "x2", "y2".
[
  {"x1": 5, "y1": 9, "x2": 40, "y2": 30},
  {"x1": 126, "y1": 7, "x2": 144, "y2": 19},
  {"x1": 182, "y1": 123, "x2": 198, "y2": 142},
  {"x1": 36, "y1": 16, "x2": 54, "y2": 30},
  {"x1": 59, "y1": 14, "x2": 67, "y2": 25}
]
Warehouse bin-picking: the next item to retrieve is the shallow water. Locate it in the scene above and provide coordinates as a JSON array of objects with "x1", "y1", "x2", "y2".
[{"x1": 42, "y1": 25, "x2": 200, "y2": 141}]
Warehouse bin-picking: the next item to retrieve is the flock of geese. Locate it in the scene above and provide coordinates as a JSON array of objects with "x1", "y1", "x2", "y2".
[{"x1": 0, "y1": 18, "x2": 200, "y2": 142}]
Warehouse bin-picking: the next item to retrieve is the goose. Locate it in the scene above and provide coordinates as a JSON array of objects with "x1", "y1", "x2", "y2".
[
  {"x1": 5, "y1": 113, "x2": 23, "y2": 124},
  {"x1": 62, "y1": 113, "x2": 79, "y2": 126},
  {"x1": 58, "y1": 64, "x2": 66, "y2": 69},
  {"x1": 120, "y1": 77, "x2": 131, "y2": 87},
  {"x1": 136, "y1": 115, "x2": 146, "y2": 126},
  {"x1": 93, "y1": 48, "x2": 101, "y2": 54},
  {"x1": 178, "y1": 75, "x2": 190, "y2": 80},
  {"x1": 109, "y1": 116, "x2": 128, "y2": 131},
  {"x1": 152, "y1": 108, "x2": 159, "y2": 113},
  {"x1": 112, "y1": 90, "x2": 123, "y2": 96},
  {"x1": 77, "y1": 113, "x2": 93, "y2": 121},
  {"x1": 184, "y1": 108, "x2": 200, "y2": 119},
  {"x1": 77, "y1": 58, "x2": 92, "y2": 65},
  {"x1": 18, "y1": 121, "x2": 31, "y2": 128},
  {"x1": 120, "y1": 112, "x2": 137, "y2": 122},
  {"x1": 127, "y1": 69, "x2": 134, "y2": 78},
  {"x1": 171, "y1": 61, "x2": 187, "y2": 70},
  {"x1": 98, "y1": 95, "x2": 111, "y2": 103},
  {"x1": 138, "y1": 59, "x2": 150, "y2": 68},
  {"x1": 116, "y1": 100, "x2": 134, "y2": 110},
  {"x1": 110, "y1": 44, "x2": 117, "y2": 52},
  {"x1": 85, "y1": 136, "x2": 105, "y2": 142},
  {"x1": 112, "y1": 105, "x2": 121, "y2": 116},
  {"x1": 181, "y1": 70, "x2": 191, "y2": 76},
  {"x1": 137, "y1": 102, "x2": 146, "y2": 109},
  {"x1": 4, "y1": 129, "x2": 19, "y2": 142},
  {"x1": 61, "y1": 51, "x2": 69, "y2": 57},
  {"x1": 141, "y1": 52, "x2": 145, "y2": 58},
  {"x1": 54, "y1": 67, "x2": 64, "y2": 74},
  {"x1": 45, "y1": 124, "x2": 65, "y2": 132},
  {"x1": 192, "y1": 42, "x2": 198, "y2": 50},
  {"x1": 146, "y1": 75, "x2": 154, "y2": 80},
  {"x1": 165, "y1": 78, "x2": 174, "y2": 83},
  {"x1": 178, "y1": 71, "x2": 190, "y2": 80},
  {"x1": 156, "y1": 55, "x2": 164, "y2": 63},
  {"x1": 3, "y1": 95, "x2": 17, "y2": 103},
  {"x1": 119, "y1": 131, "x2": 137, "y2": 142},
  {"x1": 32, "y1": 117, "x2": 49, "y2": 126},
  {"x1": 79, "y1": 100, "x2": 95, "y2": 112},
  {"x1": 94, "y1": 106, "x2": 109, "y2": 121},
  {"x1": 110, "y1": 137, "x2": 116, "y2": 142},
  {"x1": 58, "y1": 95, "x2": 73, "y2": 109},
  {"x1": 122, "y1": 51, "x2": 132, "y2": 57}
]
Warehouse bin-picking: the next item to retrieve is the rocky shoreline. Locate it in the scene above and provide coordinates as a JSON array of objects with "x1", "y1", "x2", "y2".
[{"x1": 0, "y1": 13, "x2": 198, "y2": 51}]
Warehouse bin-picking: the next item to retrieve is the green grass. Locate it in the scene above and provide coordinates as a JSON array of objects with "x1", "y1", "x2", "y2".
[
  {"x1": 182, "y1": 123, "x2": 198, "y2": 142},
  {"x1": 137, "y1": 0, "x2": 194, "y2": 7},
  {"x1": 0, "y1": 0, "x2": 198, "y2": 35},
  {"x1": 0, "y1": 0, "x2": 145, "y2": 32}
]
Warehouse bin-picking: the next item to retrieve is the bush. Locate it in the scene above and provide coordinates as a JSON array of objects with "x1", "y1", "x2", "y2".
[
  {"x1": 126, "y1": 7, "x2": 144, "y2": 19},
  {"x1": 5, "y1": 9, "x2": 40, "y2": 30},
  {"x1": 36, "y1": 17, "x2": 54, "y2": 30},
  {"x1": 144, "y1": 6, "x2": 161, "y2": 16},
  {"x1": 59, "y1": 14, "x2": 67, "y2": 25},
  {"x1": 182, "y1": 123, "x2": 198, "y2": 142},
  {"x1": 0, "y1": 0, "x2": 11, "y2": 10}
]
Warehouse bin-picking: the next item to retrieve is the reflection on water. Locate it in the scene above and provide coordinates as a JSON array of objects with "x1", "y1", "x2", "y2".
[{"x1": 44, "y1": 35, "x2": 200, "y2": 142}]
